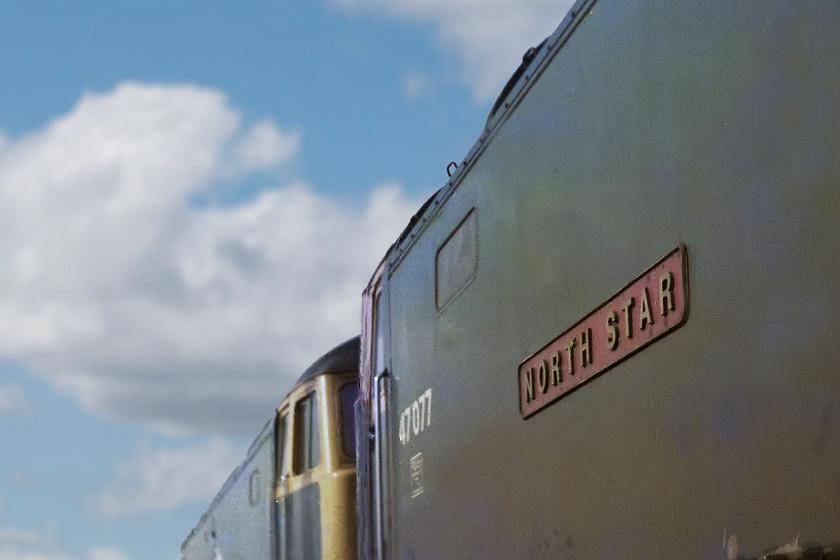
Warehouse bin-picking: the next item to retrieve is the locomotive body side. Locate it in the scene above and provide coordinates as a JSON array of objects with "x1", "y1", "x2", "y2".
[
  {"x1": 359, "y1": 1, "x2": 840, "y2": 558},
  {"x1": 181, "y1": 419, "x2": 276, "y2": 560}
]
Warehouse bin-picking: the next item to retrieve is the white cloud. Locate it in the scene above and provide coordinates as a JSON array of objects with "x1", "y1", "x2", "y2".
[
  {"x1": 402, "y1": 71, "x2": 430, "y2": 102},
  {"x1": 222, "y1": 119, "x2": 300, "y2": 179},
  {"x1": 0, "y1": 526, "x2": 42, "y2": 547},
  {"x1": 91, "y1": 438, "x2": 244, "y2": 520},
  {"x1": 0, "y1": 548, "x2": 71, "y2": 560},
  {"x1": 332, "y1": 0, "x2": 576, "y2": 100},
  {"x1": 0, "y1": 524, "x2": 69, "y2": 560},
  {"x1": 87, "y1": 548, "x2": 130, "y2": 560},
  {"x1": 0, "y1": 524, "x2": 130, "y2": 560},
  {"x1": 0, "y1": 384, "x2": 27, "y2": 415},
  {"x1": 0, "y1": 82, "x2": 420, "y2": 435}
]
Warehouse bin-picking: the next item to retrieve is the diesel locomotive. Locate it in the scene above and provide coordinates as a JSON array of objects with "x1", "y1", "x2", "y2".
[
  {"x1": 180, "y1": 337, "x2": 360, "y2": 560},
  {"x1": 183, "y1": 0, "x2": 840, "y2": 558}
]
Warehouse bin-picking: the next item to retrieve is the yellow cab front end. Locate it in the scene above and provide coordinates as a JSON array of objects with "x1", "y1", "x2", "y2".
[{"x1": 275, "y1": 368, "x2": 357, "y2": 560}]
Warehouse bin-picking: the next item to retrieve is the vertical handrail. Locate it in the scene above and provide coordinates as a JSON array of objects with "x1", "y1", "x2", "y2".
[{"x1": 373, "y1": 372, "x2": 391, "y2": 560}]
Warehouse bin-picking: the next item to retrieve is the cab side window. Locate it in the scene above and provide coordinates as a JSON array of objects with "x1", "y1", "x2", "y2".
[
  {"x1": 277, "y1": 412, "x2": 288, "y2": 479},
  {"x1": 293, "y1": 392, "x2": 320, "y2": 473},
  {"x1": 340, "y1": 382, "x2": 359, "y2": 459}
]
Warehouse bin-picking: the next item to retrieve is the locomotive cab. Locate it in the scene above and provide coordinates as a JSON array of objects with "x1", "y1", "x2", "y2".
[
  {"x1": 181, "y1": 337, "x2": 360, "y2": 560},
  {"x1": 275, "y1": 346, "x2": 359, "y2": 560}
]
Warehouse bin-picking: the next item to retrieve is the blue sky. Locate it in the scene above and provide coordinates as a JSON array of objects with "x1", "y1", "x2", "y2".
[{"x1": 0, "y1": 1, "x2": 574, "y2": 559}]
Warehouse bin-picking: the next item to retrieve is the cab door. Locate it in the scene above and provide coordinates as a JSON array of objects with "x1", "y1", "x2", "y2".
[
  {"x1": 359, "y1": 263, "x2": 393, "y2": 560},
  {"x1": 276, "y1": 388, "x2": 323, "y2": 560}
]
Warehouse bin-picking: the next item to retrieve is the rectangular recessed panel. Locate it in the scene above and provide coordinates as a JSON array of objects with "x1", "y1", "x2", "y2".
[{"x1": 435, "y1": 210, "x2": 478, "y2": 310}]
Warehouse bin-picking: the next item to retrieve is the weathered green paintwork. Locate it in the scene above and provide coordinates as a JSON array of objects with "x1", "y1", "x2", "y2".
[
  {"x1": 278, "y1": 483, "x2": 321, "y2": 560},
  {"x1": 375, "y1": 1, "x2": 840, "y2": 558},
  {"x1": 181, "y1": 419, "x2": 277, "y2": 560}
]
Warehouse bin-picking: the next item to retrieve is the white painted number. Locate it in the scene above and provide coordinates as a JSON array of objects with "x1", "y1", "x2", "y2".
[{"x1": 399, "y1": 388, "x2": 432, "y2": 445}]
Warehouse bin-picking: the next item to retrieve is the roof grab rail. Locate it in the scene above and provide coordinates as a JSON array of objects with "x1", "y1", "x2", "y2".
[{"x1": 486, "y1": 38, "x2": 547, "y2": 127}]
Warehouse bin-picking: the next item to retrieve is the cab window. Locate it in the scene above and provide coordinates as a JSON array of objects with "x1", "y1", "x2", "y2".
[
  {"x1": 293, "y1": 392, "x2": 320, "y2": 473},
  {"x1": 277, "y1": 412, "x2": 288, "y2": 478},
  {"x1": 340, "y1": 383, "x2": 358, "y2": 459}
]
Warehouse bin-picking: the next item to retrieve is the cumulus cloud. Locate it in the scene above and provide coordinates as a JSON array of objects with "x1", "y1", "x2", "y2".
[
  {"x1": 0, "y1": 384, "x2": 27, "y2": 415},
  {"x1": 223, "y1": 119, "x2": 300, "y2": 179},
  {"x1": 87, "y1": 548, "x2": 130, "y2": 560},
  {"x1": 0, "y1": 524, "x2": 130, "y2": 560},
  {"x1": 0, "y1": 547, "x2": 71, "y2": 560},
  {"x1": 0, "y1": 524, "x2": 68, "y2": 560},
  {"x1": 91, "y1": 438, "x2": 243, "y2": 520},
  {"x1": 0, "y1": 83, "x2": 420, "y2": 435},
  {"x1": 332, "y1": 0, "x2": 576, "y2": 100},
  {"x1": 402, "y1": 71, "x2": 431, "y2": 102}
]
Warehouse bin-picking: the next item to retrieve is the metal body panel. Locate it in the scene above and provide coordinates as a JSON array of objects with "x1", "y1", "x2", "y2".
[
  {"x1": 358, "y1": 267, "x2": 395, "y2": 560},
  {"x1": 378, "y1": 1, "x2": 840, "y2": 558},
  {"x1": 182, "y1": 420, "x2": 276, "y2": 560},
  {"x1": 278, "y1": 483, "x2": 321, "y2": 560}
]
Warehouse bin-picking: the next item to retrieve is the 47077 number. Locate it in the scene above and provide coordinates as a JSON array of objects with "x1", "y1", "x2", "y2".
[{"x1": 398, "y1": 388, "x2": 432, "y2": 446}]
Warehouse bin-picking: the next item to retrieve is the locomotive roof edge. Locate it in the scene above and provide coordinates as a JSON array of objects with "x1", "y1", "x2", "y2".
[
  {"x1": 294, "y1": 335, "x2": 360, "y2": 387},
  {"x1": 387, "y1": 0, "x2": 597, "y2": 274}
]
